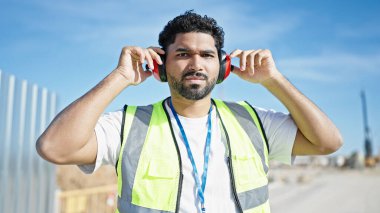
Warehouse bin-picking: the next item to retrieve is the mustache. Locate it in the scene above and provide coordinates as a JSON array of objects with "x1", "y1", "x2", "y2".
[{"x1": 181, "y1": 71, "x2": 208, "y2": 80}]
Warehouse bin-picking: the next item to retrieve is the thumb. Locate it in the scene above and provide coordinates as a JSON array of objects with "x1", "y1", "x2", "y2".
[
  {"x1": 231, "y1": 65, "x2": 244, "y2": 76},
  {"x1": 141, "y1": 70, "x2": 153, "y2": 81}
]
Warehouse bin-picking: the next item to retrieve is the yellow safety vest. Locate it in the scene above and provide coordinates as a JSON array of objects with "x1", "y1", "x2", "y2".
[{"x1": 116, "y1": 98, "x2": 270, "y2": 213}]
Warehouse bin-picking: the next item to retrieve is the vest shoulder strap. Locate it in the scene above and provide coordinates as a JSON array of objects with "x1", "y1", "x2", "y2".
[{"x1": 213, "y1": 99, "x2": 269, "y2": 153}]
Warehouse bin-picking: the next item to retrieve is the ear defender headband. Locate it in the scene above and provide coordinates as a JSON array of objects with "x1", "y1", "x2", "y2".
[{"x1": 150, "y1": 50, "x2": 233, "y2": 84}]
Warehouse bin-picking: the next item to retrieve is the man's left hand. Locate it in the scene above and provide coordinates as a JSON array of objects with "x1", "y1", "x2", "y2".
[{"x1": 230, "y1": 49, "x2": 281, "y2": 84}]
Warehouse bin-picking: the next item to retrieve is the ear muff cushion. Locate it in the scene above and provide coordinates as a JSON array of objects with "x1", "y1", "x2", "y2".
[{"x1": 217, "y1": 50, "x2": 232, "y2": 84}]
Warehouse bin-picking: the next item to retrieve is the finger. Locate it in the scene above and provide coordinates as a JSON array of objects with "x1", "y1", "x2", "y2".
[
  {"x1": 230, "y1": 65, "x2": 244, "y2": 77},
  {"x1": 148, "y1": 46, "x2": 165, "y2": 55},
  {"x1": 143, "y1": 49, "x2": 154, "y2": 69},
  {"x1": 240, "y1": 50, "x2": 253, "y2": 70},
  {"x1": 258, "y1": 49, "x2": 273, "y2": 67},
  {"x1": 263, "y1": 49, "x2": 272, "y2": 61},
  {"x1": 250, "y1": 49, "x2": 262, "y2": 68},
  {"x1": 130, "y1": 47, "x2": 145, "y2": 64},
  {"x1": 148, "y1": 48, "x2": 163, "y2": 65},
  {"x1": 142, "y1": 70, "x2": 153, "y2": 81},
  {"x1": 255, "y1": 50, "x2": 264, "y2": 68},
  {"x1": 137, "y1": 47, "x2": 145, "y2": 64},
  {"x1": 246, "y1": 52, "x2": 256, "y2": 74},
  {"x1": 229, "y1": 49, "x2": 242, "y2": 58}
]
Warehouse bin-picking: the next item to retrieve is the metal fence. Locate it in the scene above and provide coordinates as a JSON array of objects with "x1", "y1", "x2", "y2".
[{"x1": 0, "y1": 70, "x2": 58, "y2": 213}]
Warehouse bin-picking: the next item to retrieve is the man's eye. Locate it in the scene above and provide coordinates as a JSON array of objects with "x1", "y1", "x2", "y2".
[
  {"x1": 177, "y1": 53, "x2": 189, "y2": 57},
  {"x1": 202, "y1": 53, "x2": 214, "y2": 58}
]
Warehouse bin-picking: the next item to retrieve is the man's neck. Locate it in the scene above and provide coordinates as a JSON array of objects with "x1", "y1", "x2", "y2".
[{"x1": 169, "y1": 95, "x2": 212, "y2": 118}]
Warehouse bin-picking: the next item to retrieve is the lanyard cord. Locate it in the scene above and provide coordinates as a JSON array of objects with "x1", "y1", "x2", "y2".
[{"x1": 169, "y1": 98, "x2": 212, "y2": 213}]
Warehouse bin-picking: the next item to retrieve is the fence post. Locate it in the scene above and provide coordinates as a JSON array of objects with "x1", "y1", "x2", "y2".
[{"x1": 0, "y1": 74, "x2": 15, "y2": 213}]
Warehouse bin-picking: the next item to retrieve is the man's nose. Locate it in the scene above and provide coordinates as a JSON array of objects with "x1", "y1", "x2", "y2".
[{"x1": 188, "y1": 55, "x2": 203, "y2": 71}]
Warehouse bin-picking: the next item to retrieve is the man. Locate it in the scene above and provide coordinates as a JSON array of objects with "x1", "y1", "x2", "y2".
[{"x1": 36, "y1": 11, "x2": 342, "y2": 213}]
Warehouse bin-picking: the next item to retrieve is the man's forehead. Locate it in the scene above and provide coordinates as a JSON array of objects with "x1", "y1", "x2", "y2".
[{"x1": 167, "y1": 32, "x2": 217, "y2": 52}]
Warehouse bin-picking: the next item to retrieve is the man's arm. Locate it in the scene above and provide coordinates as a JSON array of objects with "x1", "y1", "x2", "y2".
[
  {"x1": 36, "y1": 46, "x2": 163, "y2": 164},
  {"x1": 230, "y1": 49, "x2": 343, "y2": 155}
]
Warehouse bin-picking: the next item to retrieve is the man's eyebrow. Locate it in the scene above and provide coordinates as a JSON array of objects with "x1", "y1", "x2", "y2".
[
  {"x1": 175, "y1": 48, "x2": 190, "y2": 52},
  {"x1": 201, "y1": 50, "x2": 217, "y2": 54},
  {"x1": 175, "y1": 48, "x2": 217, "y2": 54}
]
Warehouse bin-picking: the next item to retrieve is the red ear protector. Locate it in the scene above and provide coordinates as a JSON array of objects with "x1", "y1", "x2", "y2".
[
  {"x1": 152, "y1": 54, "x2": 167, "y2": 82},
  {"x1": 217, "y1": 50, "x2": 233, "y2": 84},
  {"x1": 149, "y1": 50, "x2": 234, "y2": 84}
]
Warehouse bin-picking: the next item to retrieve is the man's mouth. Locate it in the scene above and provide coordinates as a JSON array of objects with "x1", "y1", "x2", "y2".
[{"x1": 182, "y1": 72, "x2": 208, "y2": 81}]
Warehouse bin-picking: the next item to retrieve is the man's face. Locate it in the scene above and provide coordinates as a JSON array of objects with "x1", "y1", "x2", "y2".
[{"x1": 165, "y1": 32, "x2": 219, "y2": 100}]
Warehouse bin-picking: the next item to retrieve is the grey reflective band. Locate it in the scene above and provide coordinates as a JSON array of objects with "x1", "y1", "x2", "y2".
[
  {"x1": 244, "y1": 101, "x2": 269, "y2": 153},
  {"x1": 119, "y1": 105, "x2": 155, "y2": 212},
  {"x1": 238, "y1": 184, "x2": 269, "y2": 210},
  {"x1": 220, "y1": 121, "x2": 229, "y2": 157},
  {"x1": 223, "y1": 101, "x2": 269, "y2": 173}
]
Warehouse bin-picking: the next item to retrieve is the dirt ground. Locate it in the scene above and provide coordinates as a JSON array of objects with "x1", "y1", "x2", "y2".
[{"x1": 57, "y1": 164, "x2": 380, "y2": 213}]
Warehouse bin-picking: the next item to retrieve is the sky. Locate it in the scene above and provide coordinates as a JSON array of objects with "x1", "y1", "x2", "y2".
[{"x1": 1, "y1": 0, "x2": 379, "y2": 156}]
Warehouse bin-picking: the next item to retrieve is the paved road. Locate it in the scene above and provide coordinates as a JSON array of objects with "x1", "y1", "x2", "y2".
[{"x1": 269, "y1": 168, "x2": 380, "y2": 213}]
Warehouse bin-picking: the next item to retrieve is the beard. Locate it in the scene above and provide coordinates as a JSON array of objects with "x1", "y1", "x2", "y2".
[{"x1": 169, "y1": 71, "x2": 217, "y2": 100}]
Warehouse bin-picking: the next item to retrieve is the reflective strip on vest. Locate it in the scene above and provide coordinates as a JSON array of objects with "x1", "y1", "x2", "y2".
[
  {"x1": 214, "y1": 100, "x2": 269, "y2": 212},
  {"x1": 117, "y1": 101, "x2": 180, "y2": 213},
  {"x1": 117, "y1": 105, "x2": 155, "y2": 212},
  {"x1": 223, "y1": 101, "x2": 269, "y2": 174},
  {"x1": 243, "y1": 200, "x2": 270, "y2": 213},
  {"x1": 238, "y1": 101, "x2": 269, "y2": 167},
  {"x1": 238, "y1": 184, "x2": 269, "y2": 211}
]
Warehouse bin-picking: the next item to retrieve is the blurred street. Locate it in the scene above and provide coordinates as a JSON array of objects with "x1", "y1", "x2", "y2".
[{"x1": 269, "y1": 167, "x2": 380, "y2": 213}]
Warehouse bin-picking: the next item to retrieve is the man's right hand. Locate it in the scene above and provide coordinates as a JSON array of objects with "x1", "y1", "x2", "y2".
[
  {"x1": 36, "y1": 46, "x2": 165, "y2": 165},
  {"x1": 114, "y1": 46, "x2": 165, "y2": 86}
]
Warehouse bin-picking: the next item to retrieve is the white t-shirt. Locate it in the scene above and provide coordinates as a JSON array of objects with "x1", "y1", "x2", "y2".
[{"x1": 80, "y1": 100, "x2": 297, "y2": 213}]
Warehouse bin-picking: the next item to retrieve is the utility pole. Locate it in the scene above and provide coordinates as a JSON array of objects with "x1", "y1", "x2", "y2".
[{"x1": 361, "y1": 90, "x2": 374, "y2": 166}]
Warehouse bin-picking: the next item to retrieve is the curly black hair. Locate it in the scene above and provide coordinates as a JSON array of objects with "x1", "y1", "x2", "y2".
[{"x1": 158, "y1": 10, "x2": 224, "y2": 52}]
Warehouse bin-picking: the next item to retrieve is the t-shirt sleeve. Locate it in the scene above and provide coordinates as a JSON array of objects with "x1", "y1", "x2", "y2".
[
  {"x1": 78, "y1": 110, "x2": 123, "y2": 174},
  {"x1": 253, "y1": 106, "x2": 297, "y2": 165}
]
